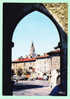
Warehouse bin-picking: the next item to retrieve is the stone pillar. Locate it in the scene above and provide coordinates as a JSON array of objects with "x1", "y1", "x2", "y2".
[
  {"x1": 3, "y1": 40, "x2": 13, "y2": 95},
  {"x1": 60, "y1": 42, "x2": 67, "y2": 95}
]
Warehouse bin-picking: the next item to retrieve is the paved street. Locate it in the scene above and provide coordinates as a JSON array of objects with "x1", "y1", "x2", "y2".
[{"x1": 13, "y1": 80, "x2": 52, "y2": 96}]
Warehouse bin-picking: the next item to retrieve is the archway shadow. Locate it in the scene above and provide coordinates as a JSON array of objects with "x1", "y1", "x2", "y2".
[
  {"x1": 13, "y1": 83, "x2": 43, "y2": 91},
  {"x1": 49, "y1": 85, "x2": 67, "y2": 96}
]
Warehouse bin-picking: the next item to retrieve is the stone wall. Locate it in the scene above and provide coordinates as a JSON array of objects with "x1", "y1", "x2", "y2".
[{"x1": 44, "y1": 3, "x2": 68, "y2": 34}]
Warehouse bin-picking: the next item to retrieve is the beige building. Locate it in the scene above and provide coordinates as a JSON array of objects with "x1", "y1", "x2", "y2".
[
  {"x1": 12, "y1": 42, "x2": 60, "y2": 76},
  {"x1": 12, "y1": 49, "x2": 60, "y2": 76}
]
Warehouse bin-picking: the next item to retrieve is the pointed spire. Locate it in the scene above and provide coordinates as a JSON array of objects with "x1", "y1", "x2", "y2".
[
  {"x1": 31, "y1": 42, "x2": 35, "y2": 52},
  {"x1": 29, "y1": 41, "x2": 36, "y2": 58}
]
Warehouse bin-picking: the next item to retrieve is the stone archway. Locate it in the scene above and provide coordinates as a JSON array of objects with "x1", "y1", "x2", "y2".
[{"x1": 3, "y1": 3, "x2": 67, "y2": 95}]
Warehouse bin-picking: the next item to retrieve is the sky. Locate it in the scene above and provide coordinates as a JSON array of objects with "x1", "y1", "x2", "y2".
[{"x1": 12, "y1": 11, "x2": 60, "y2": 60}]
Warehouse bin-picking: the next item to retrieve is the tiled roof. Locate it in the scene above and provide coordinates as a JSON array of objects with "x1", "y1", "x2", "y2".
[
  {"x1": 36, "y1": 54, "x2": 49, "y2": 59},
  {"x1": 13, "y1": 55, "x2": 49, "y2": 62},
  {"x1": 12, "y1": 49, "x2": 60, "y2": 63},
  {"x1": 47, "y1": 49, "x2": 60, "y2": 54},
  {"x1": 13, "y1": 58, "x2": 36, "y2": 62}
]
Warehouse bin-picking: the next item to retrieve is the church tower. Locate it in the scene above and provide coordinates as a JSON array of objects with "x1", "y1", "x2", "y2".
[{"x1": 29, "y1": 42, "x2": 36, "y2": 58}]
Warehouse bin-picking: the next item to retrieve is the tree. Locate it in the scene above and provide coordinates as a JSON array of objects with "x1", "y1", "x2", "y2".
[{"x1": 17, "y1": 68, "x2": 23, "y2": 76}]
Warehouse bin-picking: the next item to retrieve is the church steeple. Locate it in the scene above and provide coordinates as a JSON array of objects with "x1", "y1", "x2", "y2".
[
  {"x1": 29, "y1": 42, "x2": 36, "y2": 58},
  {"x1": 31, "y1": 42, "x2": 35, "y2": 52}
]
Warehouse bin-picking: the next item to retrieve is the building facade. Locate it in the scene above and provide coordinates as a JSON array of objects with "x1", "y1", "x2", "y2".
[{"x1": 12, "y1": 49, "x2": 60, "y2": 76}]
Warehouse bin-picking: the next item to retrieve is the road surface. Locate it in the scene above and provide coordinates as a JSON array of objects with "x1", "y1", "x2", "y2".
[{"x1": 13, "y1": 80, "x2": 52, "y2": 96}]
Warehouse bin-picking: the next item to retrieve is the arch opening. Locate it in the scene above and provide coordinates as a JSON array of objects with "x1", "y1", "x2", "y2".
[
  {"x1": 3, "y1": 3, "x2": 67, "y2": 96},
  {"x1": 12, "y1": 11, "x2": 60, "y2": 96},
  {"x1": 12, "y1": 11, "x2": 60, "y2": 60}
]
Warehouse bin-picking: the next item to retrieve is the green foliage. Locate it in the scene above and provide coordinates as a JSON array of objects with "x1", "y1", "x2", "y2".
[{"x1": 17, "y1": 68, "x2": 23, "y2": 76}]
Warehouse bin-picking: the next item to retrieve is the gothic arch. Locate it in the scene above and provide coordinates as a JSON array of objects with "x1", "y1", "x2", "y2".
[{"x1": 3, "y1": 3, "x2": 67, "y2": 95}]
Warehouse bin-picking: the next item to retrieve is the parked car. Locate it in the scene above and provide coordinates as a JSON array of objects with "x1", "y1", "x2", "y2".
[
  {"x1": 37, "y1": 72, "x2": 43, "y2": 80},
  {"x1": 12, "y1": 75, "x2": 20, "y2": 82},
  {"x1": 43, "y1": 73, "x2": 49, "y2": 80},
  {"x1": 19, "y1": 75, "x2": 26, "y2": 80},
  {"x1": 43, "y1": 75, "x2": 49, "y2": 80}
]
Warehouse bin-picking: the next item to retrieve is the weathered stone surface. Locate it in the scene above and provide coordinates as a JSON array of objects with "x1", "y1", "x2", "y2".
[{"x1": 44, "y1": 3, "x2": 68, "y2": 34}]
